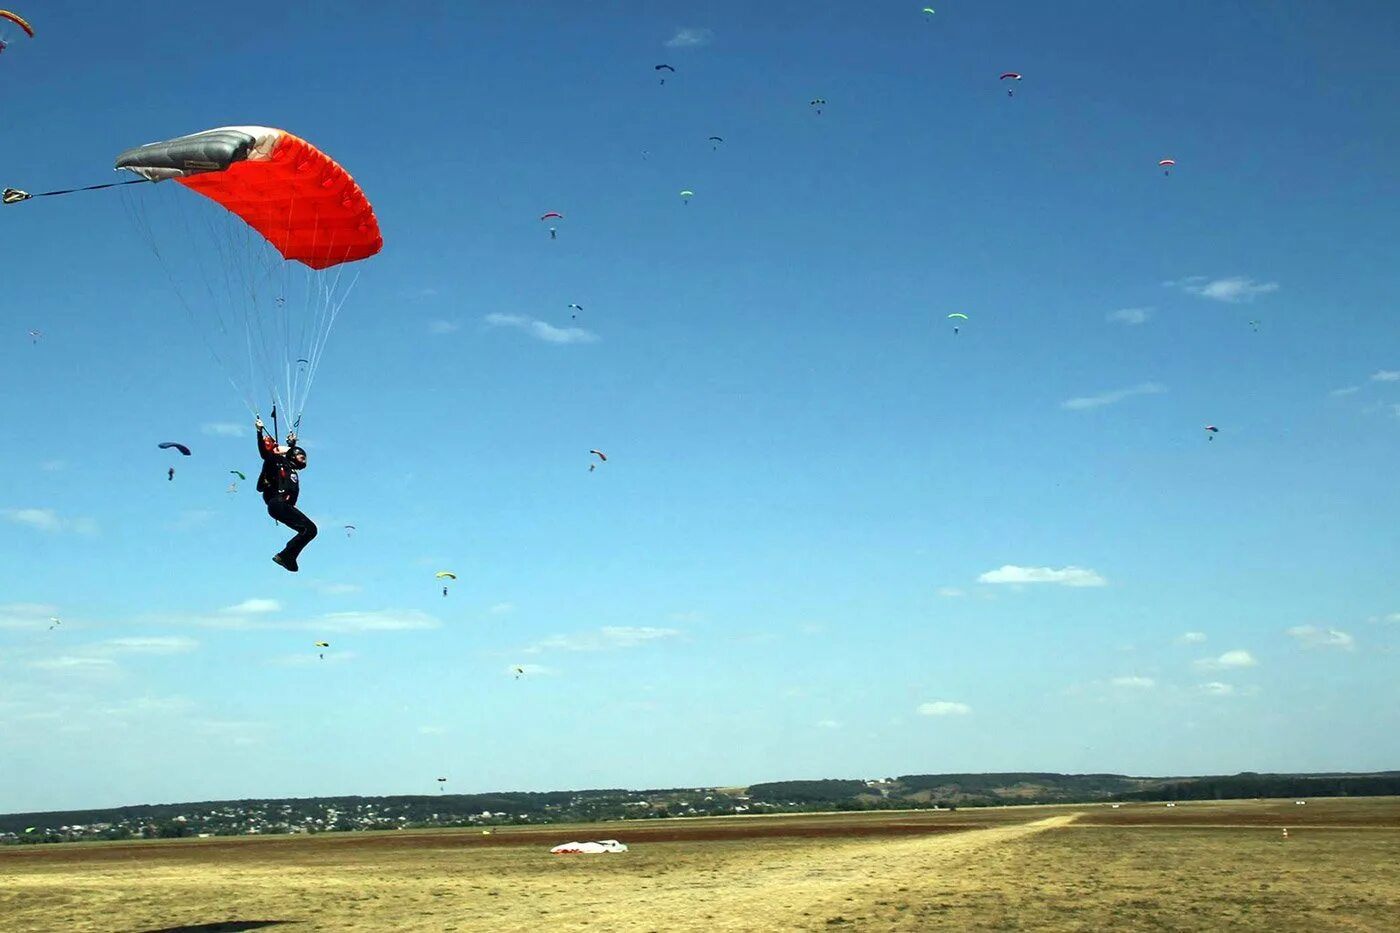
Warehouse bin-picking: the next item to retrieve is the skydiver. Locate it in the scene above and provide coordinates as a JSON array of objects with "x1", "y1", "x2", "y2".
[
  {"x1": 442, "y1": 586, "x2": 449, "y2": 597},
  {"x1": 255, "y1": 416, "x2": 317, "y2": 572},
  {"x1": 167, "y1": 467, "x2": 175, "y2": 482},
  {"x1": 549, "y1": 226, "x2": 557, "y2": 240}
]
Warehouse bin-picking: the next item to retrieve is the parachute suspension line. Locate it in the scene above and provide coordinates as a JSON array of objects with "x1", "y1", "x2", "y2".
[{"x1": 120, "y1": 186, "x2": 257, "y2": 415}]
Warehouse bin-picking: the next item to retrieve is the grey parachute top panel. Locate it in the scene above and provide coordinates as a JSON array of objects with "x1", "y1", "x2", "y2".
[{"x1": 114, "y1": 128, "x2": 259, "y2": 182}]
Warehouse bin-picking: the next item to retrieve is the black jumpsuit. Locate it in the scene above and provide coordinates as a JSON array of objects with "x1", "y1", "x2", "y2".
[{"x1": 257, "y1": 429, "x2": 317, "y2": 564}]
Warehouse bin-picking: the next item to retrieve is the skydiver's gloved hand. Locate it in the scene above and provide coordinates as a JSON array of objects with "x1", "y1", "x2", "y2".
[{"x1": 255, "y1": 417, "x2": 265, "y2": 433}]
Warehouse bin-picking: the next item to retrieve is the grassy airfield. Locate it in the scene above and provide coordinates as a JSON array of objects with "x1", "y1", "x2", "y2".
[{"x1": 3, "y1": 797, "x2": 1397, "y2": 932}]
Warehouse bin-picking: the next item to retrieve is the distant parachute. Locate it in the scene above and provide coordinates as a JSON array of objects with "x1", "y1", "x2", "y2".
[
  {"x1": 314, "y1": 640, "x2": 329, "y2": 659},
  {"x1": 568, "y1": 303, "x2": 584, "y2": 319},
  {"x1": 344, "y1": 524, "x2": 356, "y2": 537},
  {"x1": 513, "y1": 665, "x2": 526, "y2": 679},
  {"x1": 159, "y1": 442, "x2": 192, "y2": 456},
  {"x1": 810, "y1": 98, "x2": 827, "y2": 115},
  {"x1": 679, "y1": 189, "x2": 694, "y2": 205},
  {"x1": 230, "y1": 470, "x2": 246, "y2": 480},
  {"x1": 541, "y1": 211, "x2": 563, "y2": 239},
  {"x1": 1000, "y1": 72, "x2": 1022, "y2": 96},
  {"x1": 708, "y1": 136, "x2": 724, "y2": 150},
  {"x1": 48, "y1": 616, "x2": 59, "y2": 631},
  {"x1": 1204, "y1": 425, "x2": 1219, "y2": 441},
  {"x1": 1159, "y1": 158, "x2": 1176, "y2": 176},
  {"x1": 27, "y1": 329, "x2": 40, "y2": 344},
  {"x1": 590, "y1": 449, "x2": 607, "y2": 462},
  {"x1": 922, "y1": 7, "x2": 936, "y2": 15},
  {"x1": 435, "y1": 571, "x2": 457, "y2": 580},
  {"x1": 655, "y1": 64, "x2": 675, "y2": 84},
  {"x1": 947, "y1": 312, "x2": 969, "y2": 335}
]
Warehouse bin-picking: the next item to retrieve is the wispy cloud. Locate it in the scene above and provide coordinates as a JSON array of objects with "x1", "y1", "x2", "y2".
[
  {"x1": 1371, "y1": 370, "x2": 1400, "y2": 383},
  {"x1": 1061, "y1": 382, "x2": 1165, "y2": 411},
  {"x1": 665, "y1": 27, "x2": 713, "y2": 48},
  {"x1": 3, "y1": 508, "x2": 97, "y2": 535},
  {"x1": 1169, "y1": 275, "x2": 1279, "y2": 303},
  {"x1": 201, "y1": 422, "x2": 248, "y2": 437},
  {"x1": 171, "y1": 509, "x2": 217, "y2": 531},
  {"x1": 222, "y1": 598, "x2": 282, "y2": 615},
  {"x1": 417, "y1": 725, "x2": 449, "y2": 735},
  {"x1": 510, "y1": 663, "x2": 551, "y2": 677},
  {"x1": 0, "y1": 602, "x2": 60, "y2": 629},
  {"x1": 309, "y1": 581, "x2": 362, "y2": 596},
  {"x1": 427, "y1": 319, "x2": 460, "y2": 335},
  {"x1": 978, "y1": 565, "x2": 1107, "y2": 587},
  {"x1": 305, "y1": 610, "x2": 439, "y2": 634},
  {"x1": 1195, "y1": 649, "x2": 1257, "y2": 670},
  {"x1": 816, "y1": 719, "x2": 842, "y2": 729},
  {"x1": 1107, "y1": 307, "x2": 1152, "y2": 325},
  {"x1": 1178, "y1": 631, "x2": 1207, "y2": 644},
  {"x1": 484, "y1": 313, "x2": 597, "y2": 345},
  {"x1": 936, "y1": 587, "x2": 966, "y2": 598},
  {"x1": 488, "y1": 602, "x2": 516, "y2": 616},
  {"x1": 522, "y1": 626, "x2": 680, "y2": 654},
  {"x1": 1286, "y1": 625, "x2": 1354, "y2": 651},
  {"x1": 40, "y1": 459, "x2": 67, "y2": 472},
  {"x1": 917, "y1": 701, "x2": 971, "y2": 717},
  {"x1": 29, "y1": 656, "x2": 119, "y2": 671},
  {"x1": 99, "y1": 637, "x2": 198, "y2": 655},
  {"x1": 1198, "y1": 681, "x2": 1235, "y2": 696},
  {"x1": 1330, "y1": 386, "x2": 1361, "y2": 397},
  {"x1": 1111, "y1": 676, "x2": 1155, "y2": 689}
]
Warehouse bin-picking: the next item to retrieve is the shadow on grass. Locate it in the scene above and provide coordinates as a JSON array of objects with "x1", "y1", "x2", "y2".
[{"x1": 135, "y1": 922, "x2": 300, "y2": 933}]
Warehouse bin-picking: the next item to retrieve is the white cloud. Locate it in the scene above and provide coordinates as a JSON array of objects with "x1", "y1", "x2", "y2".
[
  {"x1": 1371, "y1": 370, "x2": 1400, "y2": 382},
  {"x1": 171, "y1": 509, "x2": 217, "y2": 531},
  {"x1": 1170, "y1": 275, "x2": 1279, "y2": 303},
  {"x1": 1195, "y1": 649, "x2": 1257, "y2": 670},
  {"x1": 488, "y1": 602, "x2": 516, "y2": 616},
  {"x1": 427, "y1": 319, "x2": 460, "y2": 335},
  {"x1": 523, "y1": 626, "x2": 680, "y2": 653},
  {"x1": 1107, "y1": 307, "x2": 1152, "y2": 325},
  {"x1": 100, "y1": 637, "x2": 198, "y2": 655},
  {"x1": 816, "y1": 720, "x2": 842, "y2": 729},
  {"x1": 978, "y1": 565, "x2": 1107, "y2": 587},
  {"x1": 484, "y1": 313, "x2": 598, "y2": 345},
  {"x1": 936, "y1": 586, "x2": 966, "y2": 598},
  {"x1": 1286, "y1": 625, "x2": 1354, "y2": 651},
  {"x1": 1061, "y1": 382, "x2": 1165, "y2": 411},
  {"x1": 222, "y1": 598, "x2": 282, "y2": 615},
  {"x1": 417, "y1": 725, "x2": 449, "y2": 735},
  {"x1": 1111, "y1": 676, "x2": 1155, "y2": 689},
  {"x1": 1330, "y1": 386, "x2": 1361, "y2": 397},
  {"x1": 4, "y1": 508, "x2": 61, "y2": 532},
  {"x1": 41, "y1": 459, "x2": 67, "y2": 472},
  {"x1": 311, "y1": 610, "x2": 439, "y2": 633},
  {"x1": 665, "y1": 27, "x2": 713, "y2": 48},
  {"x1": 1178, "y1": 632, "x2": 1207, "y2": 644},
  {"x1": 1198, "y1": 681, "x2": 1235, "y2": 696},
  {"x1": 201, "y1": 422, "x2": 248, "y2": 437},
  {"x1": 1374, "y1": 612, "x2": 1400, "y2": 624},
  {"x1": 29, "y1": 656, "x2": 118, "y2": 671},
  {"x1": 918, "y1": 701, "x2": 971, "y2": 717}
]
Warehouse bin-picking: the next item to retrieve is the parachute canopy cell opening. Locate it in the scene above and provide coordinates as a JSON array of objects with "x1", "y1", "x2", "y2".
[{"x1": 117, "y1": 126, "x2": 381, "y2": 427}]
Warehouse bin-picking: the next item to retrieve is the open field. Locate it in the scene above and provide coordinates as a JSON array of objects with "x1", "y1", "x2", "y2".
[{"x1": 3, "y1": 798, "x2": 1398, "y2": 932}]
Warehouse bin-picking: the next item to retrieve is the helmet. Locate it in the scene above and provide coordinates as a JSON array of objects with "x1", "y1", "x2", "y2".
[{"x1": 287, "y1": 446, "x2": 308, "y2": 469}]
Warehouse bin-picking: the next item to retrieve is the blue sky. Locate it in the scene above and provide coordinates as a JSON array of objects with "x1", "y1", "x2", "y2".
[{"x1": 3, "y1": 1, "x2": 1399, "y2": 813}]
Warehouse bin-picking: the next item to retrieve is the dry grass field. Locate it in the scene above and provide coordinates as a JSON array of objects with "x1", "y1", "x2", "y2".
[{"x1": 3, "y1": 798, "x2": 1397, "y2": 932}]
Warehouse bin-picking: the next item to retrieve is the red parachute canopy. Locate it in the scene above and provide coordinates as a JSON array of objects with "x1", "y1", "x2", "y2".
[
  {"x1": 1159, "y1": 159, "x2": 1176, "y2": 167},
  {"x1": 540, "y1": 211, "x2": 563, "y2": 221},
  {"x1": 589, "y1": 449, "x2": 607, "y2": 462},
  {"x1": 1000, "y1": 72, "x2": 1022, "y2": 80},
  {"x1": 177, "y1": 134, "x2": 379, "y2": 270},
  {"x1": 0, "y1": 10, "x2": 34, "y2": 38}
]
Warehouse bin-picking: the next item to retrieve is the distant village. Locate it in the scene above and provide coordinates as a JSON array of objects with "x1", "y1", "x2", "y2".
[{"x1": 9, "y1": 771, "x2": 1394, "y2": 846}]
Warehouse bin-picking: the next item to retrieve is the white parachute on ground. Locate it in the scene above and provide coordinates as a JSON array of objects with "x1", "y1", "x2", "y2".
[{"x1": 550, "y1": 839, "x2": 628, "y2": 854}]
